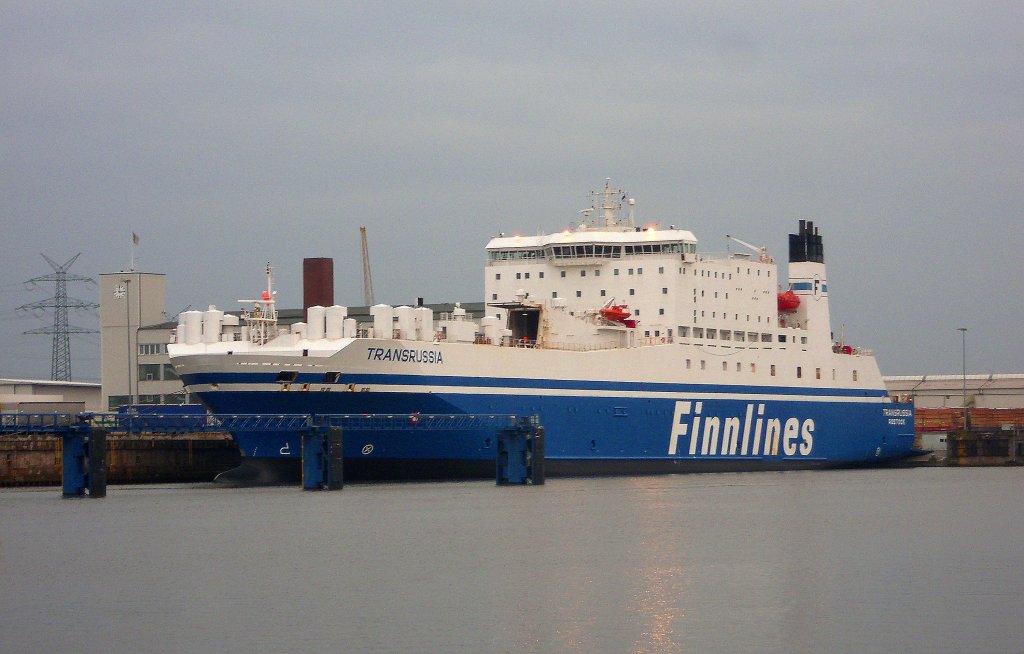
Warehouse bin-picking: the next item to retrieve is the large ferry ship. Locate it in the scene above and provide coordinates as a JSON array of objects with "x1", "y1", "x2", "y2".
[{"x1": 168, "y1": 181, "x2": 915, "y2": 481}]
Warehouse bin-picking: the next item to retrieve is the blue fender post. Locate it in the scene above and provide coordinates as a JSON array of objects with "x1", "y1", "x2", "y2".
[
  {"x1": 87, "y1": 428, "x2": 107, "y2": 498},
  {"x1": 302, "y1": 425, "x2": 326, "y2": 490},
  {"x1": 326, "y1": 425, "x2": 343, "y2": 490},
  {"x1": 303, "y1": 419, "x2": 343, "y2": 491},
  {"x1": 62, "y1": 431, "x2": 87, "y2": 498},
  {"x1": 531, "y1": 423, "x2": 545, "y2": 485},
  {"x1": 497, "y1": 417, "x2": 545, "y2": 485}
]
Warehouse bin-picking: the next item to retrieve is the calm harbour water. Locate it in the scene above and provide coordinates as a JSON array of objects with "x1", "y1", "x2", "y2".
[{"x1": 2, "y1": 467, "x2": 1022, "y2": 654}]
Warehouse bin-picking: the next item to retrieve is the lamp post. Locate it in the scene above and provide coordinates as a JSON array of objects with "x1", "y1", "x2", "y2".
[
  {"x1": 124, "y1": 278, "x2": 133, "y2": 407},
  {"x1": 957, "y1": 327, "x2": 967, "y2": 430}
]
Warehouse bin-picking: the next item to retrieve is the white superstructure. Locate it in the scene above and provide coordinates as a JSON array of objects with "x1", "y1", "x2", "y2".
[{"x1": 170, "y1": 179, "x2": 880, "y2": 395}]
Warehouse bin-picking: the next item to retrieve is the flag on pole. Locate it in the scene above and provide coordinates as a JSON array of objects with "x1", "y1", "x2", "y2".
[{"x1": 132, "y1": 232, "x2": 140, "y2": 245}]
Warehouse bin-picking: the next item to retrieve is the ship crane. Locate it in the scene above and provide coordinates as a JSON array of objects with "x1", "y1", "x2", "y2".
[
  {"x1": 726, "y1": 234, "x2": 773, "y2": 264},
  {"x1": 360, "y1": 226, "x2": 375, "y2": 306}
]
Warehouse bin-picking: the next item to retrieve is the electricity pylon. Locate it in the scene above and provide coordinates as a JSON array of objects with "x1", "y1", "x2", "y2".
[{"x1": 18, "y1": 253, "x2": 99, "y2": 381}]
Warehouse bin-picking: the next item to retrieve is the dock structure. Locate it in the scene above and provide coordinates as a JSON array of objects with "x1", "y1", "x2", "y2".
[
  {"x1": 913, "y1": 408, "x2": 1024, "y2": 465},
  {"x1": 0, "y1": 412, "x2": 544, "y2": 496},
  {"x1": 946, "y1": 427, "x2": 1022, "y2": 466}
]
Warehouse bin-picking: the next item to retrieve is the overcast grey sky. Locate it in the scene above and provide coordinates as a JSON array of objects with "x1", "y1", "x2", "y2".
[{"x1": 1, "y1": 2, "x2": 1021, "y2": 382}]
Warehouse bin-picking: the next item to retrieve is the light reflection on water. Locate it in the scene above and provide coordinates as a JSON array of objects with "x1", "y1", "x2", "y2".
[{"x1": 1, "y1": 468, "x2": 1022, "y2": 653}]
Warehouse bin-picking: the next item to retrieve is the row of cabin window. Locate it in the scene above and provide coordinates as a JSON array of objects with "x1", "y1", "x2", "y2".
[
  {"x1": 692, "y1": 310, "x2": 775, "y2": 325},
  {"x1": 487, "y1": 243, "x2": 697, "y2": 262},
  {"x1": 682, "y1": 359, "x2": 858, "y2": 381},
  {"x1": 496, "y1": 265, "x2": 770, "y2": 281},
  {"x1": 679, "y1": 327, "x2": 774, "y2": 342}
]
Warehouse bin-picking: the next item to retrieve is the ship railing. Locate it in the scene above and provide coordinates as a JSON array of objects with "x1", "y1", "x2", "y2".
[
  {"x1": 635, "y1": 336, "x2": 674, "y2": 347},
  {"x1": 538, "y1": 341, "x2": 623, "y2": 352},
  {"x1": 503, "y1": 337, "x2": 537, "y2": 348}
]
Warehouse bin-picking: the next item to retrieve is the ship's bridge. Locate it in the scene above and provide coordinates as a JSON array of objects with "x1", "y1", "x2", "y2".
[{"x1": 486, "y1": 229, "x2": 697, "y2": 267}]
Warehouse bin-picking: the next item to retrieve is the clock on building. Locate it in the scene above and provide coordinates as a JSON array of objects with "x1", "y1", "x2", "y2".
[{"x1": 113, "y1": 283, "x2": 127, "y2": 299}]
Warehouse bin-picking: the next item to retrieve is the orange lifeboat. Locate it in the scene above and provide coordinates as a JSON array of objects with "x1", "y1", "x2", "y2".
[
  {"x1": 599, "y1": 304, "x2": 636, "y2": 328},
  {"x1": 777, "y1": 290, "x2": 800, "y2": 313}
]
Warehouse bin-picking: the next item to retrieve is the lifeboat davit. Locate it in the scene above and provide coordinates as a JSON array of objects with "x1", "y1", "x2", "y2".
[{"x1": 777, "y1": 290, "x2": 800, "y2": 313}]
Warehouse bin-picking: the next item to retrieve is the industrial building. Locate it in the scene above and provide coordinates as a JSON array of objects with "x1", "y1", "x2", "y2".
[
  {"x1": 883, "y1": 374, "x2": 1024, "y2": 408},
  {"x1": 0, "y1": 378, "x2": 102, "y2": 413}
]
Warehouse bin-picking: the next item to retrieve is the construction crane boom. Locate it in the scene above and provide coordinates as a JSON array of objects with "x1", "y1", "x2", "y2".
[{"x1": 360, "y1": 226, "x2": 375, "y2": 306}]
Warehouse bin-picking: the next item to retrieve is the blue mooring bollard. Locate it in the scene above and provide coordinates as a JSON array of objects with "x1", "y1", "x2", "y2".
[
  {"x1": 62, "y1": 432, "x2": 87, "y2": 498},
  {"x1": 496, "y1": 419, "x2": 545, "y2": 485},
  {"x1": 302, "y1": 423, "x2": 343, "y2": 490},
  {"x1": 62, "y1": 425, "x2": 106, "y2": 498}
]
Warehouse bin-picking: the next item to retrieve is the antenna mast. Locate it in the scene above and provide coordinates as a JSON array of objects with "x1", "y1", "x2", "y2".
[
  {"x1": 17, "y1": 253, "x2": 99, "y2": 381},
  {"x1": 360, "y1": 226, "x2": 375, "y2": 306}
]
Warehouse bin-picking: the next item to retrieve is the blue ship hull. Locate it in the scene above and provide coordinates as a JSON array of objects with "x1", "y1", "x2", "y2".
[{"x1": 185, "y1": 371, "x2": 916, "y2": 479}]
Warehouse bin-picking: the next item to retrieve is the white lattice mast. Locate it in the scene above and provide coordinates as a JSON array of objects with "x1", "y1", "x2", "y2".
[
  {"x1": 239, "y1": 262, "x2": 279, "y2": 346},
  {"x1": 18, "y1": 253, "x2": 99, "y2": 381}
]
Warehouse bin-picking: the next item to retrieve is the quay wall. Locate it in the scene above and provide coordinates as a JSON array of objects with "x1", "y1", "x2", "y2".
[{"x1": 0, "y1": 433, "x2": 240, "y2": 486}]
